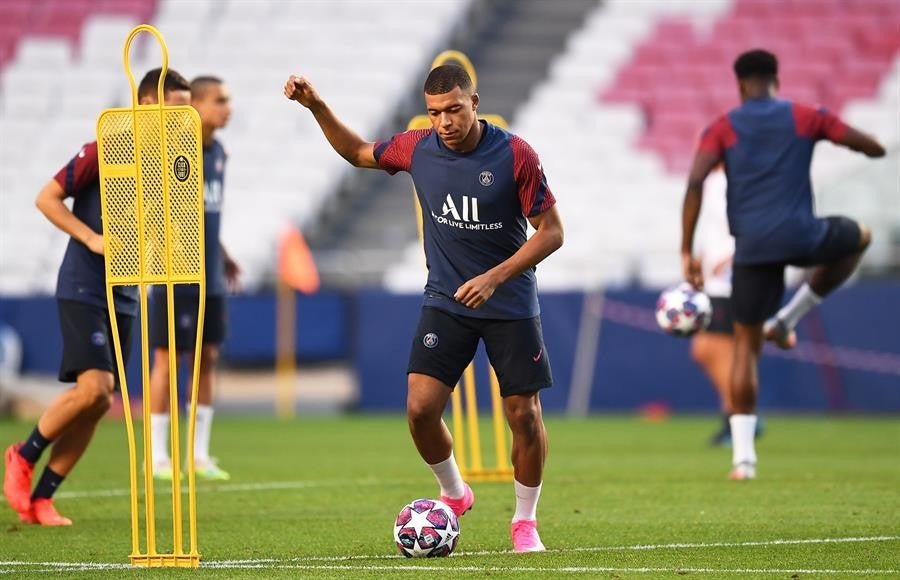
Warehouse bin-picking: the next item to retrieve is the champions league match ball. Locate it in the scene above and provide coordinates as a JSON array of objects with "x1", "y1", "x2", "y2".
[
  {"x1": 393, "y1": 498, "x2": 460, "y2": 558},
  {"x1": 655, "y1": 283, "x2": 713, "y2": 337}
]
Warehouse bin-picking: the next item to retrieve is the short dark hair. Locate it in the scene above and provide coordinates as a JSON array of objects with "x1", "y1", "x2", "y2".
[
  {"x1": 423, "y1": 64, "x2": 473, "y2": 95},
  {"x1": 733, "y1": 49, "x2": 778, "y2": 80},
  {"x1": 137, "y1": 67, "x2": 191, "y2": 101},
  {"x1": 190, "y1": 75, "x2": 223, "y2": 100}
]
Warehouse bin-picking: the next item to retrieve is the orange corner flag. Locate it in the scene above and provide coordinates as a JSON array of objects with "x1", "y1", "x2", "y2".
[{"x1": 278, "y1": 225, "x2": 320, "y2": 294}]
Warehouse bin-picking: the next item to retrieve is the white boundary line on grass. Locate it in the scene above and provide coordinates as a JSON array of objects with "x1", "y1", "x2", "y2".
[
  {"x1": 1, "y1": 564, "x2": 898, "y2": 575},
  {"x1": 2, "y1": 535, "x2": 898, "y2": 574}
]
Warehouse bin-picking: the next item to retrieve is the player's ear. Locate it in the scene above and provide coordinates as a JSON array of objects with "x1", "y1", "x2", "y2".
[{"x1": 471, "y1": 92, "x2": 479, "y2": 110}]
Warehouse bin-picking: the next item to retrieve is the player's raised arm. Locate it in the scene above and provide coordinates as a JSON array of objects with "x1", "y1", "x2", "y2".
[
  {"x1": 283, "y1": 75, "x2": 378, "y2": 168},
  {"x1": 834, "y1": 125, "x2": 886, "y2": 158}
]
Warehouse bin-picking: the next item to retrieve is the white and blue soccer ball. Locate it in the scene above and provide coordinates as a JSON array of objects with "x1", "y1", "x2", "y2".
[
  {"x1": 655, "y1": 283, "x2": 712, "y2": 337},
  {"x1": 393, "y1": 498, "x2": 460, "y2": 558}
]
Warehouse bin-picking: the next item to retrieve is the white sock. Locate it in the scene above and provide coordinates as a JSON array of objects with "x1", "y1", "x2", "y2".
[
  {"x1": 512, "y1": 480, "x2": 542, "y2": 522},
  {"x1": 730, "y1": 414, "x2": 757, "y2": 467},
  {"x1": 428, "y1": 452, "x2": 465, "y2": 499},
  {"x1": 193, "y1": 405, "x2": 214, "y2": 464},
  {"x1": 149, "y1": 413, "x2": 170, "y2": 467},
  {"x1": 775, "y1": 283, "x2": 823, "y2": 330}
]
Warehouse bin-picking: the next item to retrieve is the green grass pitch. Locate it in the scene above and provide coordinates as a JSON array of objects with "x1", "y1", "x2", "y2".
[{"x1": 1, "y1": 415, "x2": 898, "y2": 578}]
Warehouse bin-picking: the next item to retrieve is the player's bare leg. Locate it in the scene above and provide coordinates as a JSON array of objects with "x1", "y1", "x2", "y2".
[
  {"x1": 503, "y1": 391, "x2": 547, "y2": 552},
  {"x1": 407, "y1": 373, "x2": 473, "y2": 516},
  {"x1": 692, "y1": 333, "x2": 735, "y2": 445},
  {"x1": 766, "y1": 225, "x2": 871, "y2": 349},
  {"x1": 149, "y1": 348, "x2": 175, "y2": 479},
  {"x1": 729, "y1": 323, "x2": 764, "y2": 480},
  {"x1": 189, "y1": 345, "x2": 229, "y2": 480},
  {"x1": 809, "y1": 225, "x2": 871, "y2": 296},
  {"x1": 1, "y1": 371, "x2": 108, "y2": 519},
  {"x1": 44, "y1": 370, "x2": 114, "y2": 476},
  {"x1": 19, "y1": 369, "x2": 113, "y2": 525},
  {"x1": 691, "y1": 333, "x2": 733, "y2": 413}
]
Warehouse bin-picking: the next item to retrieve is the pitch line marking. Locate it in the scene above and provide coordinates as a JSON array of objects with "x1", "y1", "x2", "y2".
[
  {"x1": 1, "y1": 564, "x2": 898, "y2": 575},
  {"x1": 1, "y1": 535, "x2": 897, "y2": 574}
]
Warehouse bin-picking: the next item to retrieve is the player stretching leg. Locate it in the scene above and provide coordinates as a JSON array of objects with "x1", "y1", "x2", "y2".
[
  {"x1": 681, "y1": 50, "x2": 884, "y2": 480},
  {"x1": 284, "y1": 64, "x2": 563, "y2": 552},
  {"x1": 3, "y1": 69, "x2": 191, "y2": 525}
]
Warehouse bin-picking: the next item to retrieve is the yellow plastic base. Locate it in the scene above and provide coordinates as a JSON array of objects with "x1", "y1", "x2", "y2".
[{"x1": 130, "y1": 553, "x2": 200, "y2": 568}]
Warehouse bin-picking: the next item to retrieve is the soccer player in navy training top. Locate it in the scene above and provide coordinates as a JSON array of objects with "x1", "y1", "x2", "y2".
[
  {"x1": 284, "y1": 64, "x2": 563, "y2": 552},
  {"x1": 681, "y1": 49, "x2": 885, "y2": 480},
  {"x1": 148, "y1": 76, "x2": 238, "y2": 482},
  {"x1": 2, "y1": 69, "x2": 192, "y2": 525}
]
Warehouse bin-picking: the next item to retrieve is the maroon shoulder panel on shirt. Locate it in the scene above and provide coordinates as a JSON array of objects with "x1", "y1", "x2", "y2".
[
  {"x1": 792, "y1": 102, "x2": 848, "y2": 142},
  {"x1": 53, "y1": 141, "x2": 99, "y2": 197},
  {"x1": 510, "y1": 135, "x2": 555, "y2": 217},
  {"x1": 374, "y1": 129, "x2": 431, "y2": 175},
  {"x1": 697, "y1": 116, "x2": 737, "y2": 160}
]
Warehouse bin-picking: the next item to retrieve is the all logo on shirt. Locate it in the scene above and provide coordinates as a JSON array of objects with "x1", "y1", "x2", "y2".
[
  {"x1": 432, "y1": 194, "x2": 503, "y2": 232},
  {"x1": 479, "y1": 170, "x2": 494, "y2": 186},
  {"x1": 442, "y1": 194, "x2": 479, "y2": 222}
]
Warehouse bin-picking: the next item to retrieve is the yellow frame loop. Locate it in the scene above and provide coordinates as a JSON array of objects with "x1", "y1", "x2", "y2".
[
  {"x1": 123, "y1": 24, "x2": 169, "y2": 110},
  {"x1": 430, "y1": 50, "x2": 477, "y2": 90}
]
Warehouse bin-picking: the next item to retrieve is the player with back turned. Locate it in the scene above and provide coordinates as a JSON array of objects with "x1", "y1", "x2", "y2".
[
  {"x1": 3, "y1": 69, "x2": 192, "y2": 525},
  {"x1": 681, "y1": 49, "x2": 885, "y2": 480},
  {"x1": 284, "y1": 64, "x2": 564, "y2": 552}
]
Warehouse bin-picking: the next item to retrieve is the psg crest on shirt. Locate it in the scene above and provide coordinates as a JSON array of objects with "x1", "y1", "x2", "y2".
[{"x1": 479, "y1": 170, "x2": 494, "y2": 186}]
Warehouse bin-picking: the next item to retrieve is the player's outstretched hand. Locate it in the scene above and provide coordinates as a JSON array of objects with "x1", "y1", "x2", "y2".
[
  {"x1": 454, "y1": 272, "x2": 500, "y2": 309},
  {"x1": 681, "y1": 252, "x2": 703, "y2": 290},
  {"x1": 283, "y1": 75, "x2": 320, "y2": 108}
]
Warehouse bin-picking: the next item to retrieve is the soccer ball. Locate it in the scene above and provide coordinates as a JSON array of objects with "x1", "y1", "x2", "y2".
[
  {"x1": 655, "y1": 283, "x2": 712, "y2": 337},
  {"x1": 393, "y1": 498, "x2": 460, "y2": 558}
]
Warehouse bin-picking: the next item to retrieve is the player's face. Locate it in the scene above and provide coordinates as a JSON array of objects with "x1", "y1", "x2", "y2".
[
  {"x1": 425, "y1": 86, "x2": 479, "y2": 151},
  {"x1": 193, "y1": 83, "x2": 232, "y2": 130},
  {"x1": 163, "y1": 89, "x2": 191, "y2": 107},
  {"x1": 139, "y1": 89, "x2": 191, "y2": 107}
]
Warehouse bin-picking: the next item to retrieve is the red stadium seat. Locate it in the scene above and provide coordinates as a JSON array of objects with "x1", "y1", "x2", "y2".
[{"x1": 0, "y1": 0, "x2": 157, "y2": 72}]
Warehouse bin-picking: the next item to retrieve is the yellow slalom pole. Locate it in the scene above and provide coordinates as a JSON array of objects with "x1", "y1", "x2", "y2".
[
  {"x1": 462, "y1": 363, "x2": 482, "y2": 471},
  {"x1": 450, "y1": 387, "x2": 467, "y2": 476},
  {"x1": 489, "y1": 367, "x2": 509, "y2": 471},
  {"x1": 106, "y1": 285, "x2": 141, "y2": 558},
  {"x1": 186, "y1": 290, "x2": 204, "y2": 557}
]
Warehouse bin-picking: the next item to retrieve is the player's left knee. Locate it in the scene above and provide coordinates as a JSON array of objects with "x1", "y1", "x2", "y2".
[
  {"x1": 76, "y1": 374, "x2": 115, "y2": 416},
  {"x1": 505, "y1": 400, "x2": 541, "y2": 436},
  {"x1": 200, "y1": 345, "x2": 220, "y2": 371}
]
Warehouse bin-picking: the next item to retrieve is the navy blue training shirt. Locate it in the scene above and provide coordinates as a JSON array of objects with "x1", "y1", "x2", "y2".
[
  {"x1": 698, "y1": 98, "x2": 849, "y2": 264},
  {"x1": 53, "y1": 142, "x2": 139, "y2": 315},
  {"x1": 374, "y1": 121, "x2": 556, "y2": 320}
]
